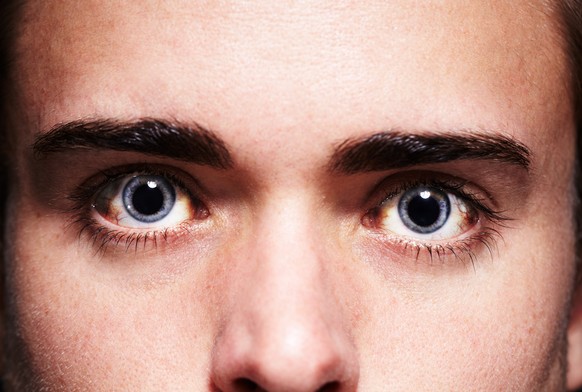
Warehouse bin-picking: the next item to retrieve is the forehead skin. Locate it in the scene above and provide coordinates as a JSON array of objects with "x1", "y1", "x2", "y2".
[
  {"x1": 13, "y1": 1, "x2": 570, "y2": 164},
  {"x1": 4, "y1": 0, "x2": 578, "y2": 390}
]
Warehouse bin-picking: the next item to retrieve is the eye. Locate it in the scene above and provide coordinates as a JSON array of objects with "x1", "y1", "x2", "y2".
[
  {"x1": 368, "y1": 185, "x2": 479, "y2": 241},
  {"x1": 92, "y1": 173, "x2": 204, "y2": 229},
  {"x1": 398, "y1": 187, "x2": 450, "y2": 234}
]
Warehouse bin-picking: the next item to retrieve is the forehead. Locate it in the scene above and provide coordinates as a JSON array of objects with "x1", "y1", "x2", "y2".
[{"x1": 13, "y1": 0, "x2": 571, "y2": 162}]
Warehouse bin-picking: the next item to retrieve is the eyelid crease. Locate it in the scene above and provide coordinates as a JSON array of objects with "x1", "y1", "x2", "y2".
[
  {"x1": 67, "y1": 164, "x2": 201, "y2": 208},
  {"x1": 375, "y1": 178, "x2": 511, "y2": 225},
  {"x1": 365, "y1": 171, "x2": 511, "y2": 222}
]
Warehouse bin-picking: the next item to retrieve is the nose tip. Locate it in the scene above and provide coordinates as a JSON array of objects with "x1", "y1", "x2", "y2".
[{"x1": 211, "y1": 317, "x2": 358, "y2": 392}]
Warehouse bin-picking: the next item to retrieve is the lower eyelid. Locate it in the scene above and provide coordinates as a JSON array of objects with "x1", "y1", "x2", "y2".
[
  {"x1": 364, "y1": 227, "x2": 502, "y2": 266},
  {"x1": 71, "y1": 213, "x2": 208, "y2": 255},
  {"x1": 363, "y1": 210, "x2": 485, "y2": 242}
]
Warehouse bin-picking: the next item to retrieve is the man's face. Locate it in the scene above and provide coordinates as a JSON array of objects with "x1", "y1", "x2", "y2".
[{"x1": 3, "y1": 0, "x2": 580, "y2": 390}]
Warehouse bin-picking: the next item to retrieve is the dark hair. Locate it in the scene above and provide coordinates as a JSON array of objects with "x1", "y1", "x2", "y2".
[
  {"x1": 0, "y1": 0, "x2": 23, "y2": 234},
  {"x1": 561, "y1": 1, "x2": 582, "y2": 265},
  {"x1": 0, "y1": 7, "x2": 20, "y2": 365}
]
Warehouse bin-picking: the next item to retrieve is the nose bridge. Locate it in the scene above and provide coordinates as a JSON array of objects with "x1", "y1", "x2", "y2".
[
  {"x1": 250, "y1": 193, "x2": 334, "y2": 350},
  {"x1": 239, "y1": 190, "x2": 338, "y2": 355},
  {"x1": 211, "y1": 191, "x2": 359, "y2": 391},
  {"x1": 255, "y1": 190, "x2": 323, "y2": 288}
]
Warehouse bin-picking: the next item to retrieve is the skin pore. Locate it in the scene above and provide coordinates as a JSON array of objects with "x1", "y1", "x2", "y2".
[{"x1": 3, "y1": 0, "x2": 582, "y2": 391}]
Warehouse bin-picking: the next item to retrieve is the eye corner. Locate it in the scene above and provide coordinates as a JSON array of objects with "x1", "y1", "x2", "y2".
[{"x1": 361, "y1": 206, "x2": 382, "y2": 229}]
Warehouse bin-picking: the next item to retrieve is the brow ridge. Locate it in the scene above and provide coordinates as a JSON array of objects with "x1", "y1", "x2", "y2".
[
  {"x1": 329, "y1": 131, "x2": 531, "y2": 174},
  {"x1": 33, "y1": 118, "x2": 234, "y2": 169}
]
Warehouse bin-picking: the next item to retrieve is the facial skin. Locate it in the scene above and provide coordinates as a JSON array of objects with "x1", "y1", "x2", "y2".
[{"x1": 3, "y1": 0, "x2": 582, "y2": 390}]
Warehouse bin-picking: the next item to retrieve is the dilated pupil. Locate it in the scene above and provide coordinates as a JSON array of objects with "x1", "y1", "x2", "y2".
[
  {"x1": 407, "y1": 194, "x2": 440, "y2": 227},
  {"x1": 132, "y1": 184, "x2": 164, "y2": 215}
]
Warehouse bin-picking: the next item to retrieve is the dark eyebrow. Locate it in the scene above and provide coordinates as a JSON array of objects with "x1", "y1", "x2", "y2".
[
  {"x1": 329, "y1": 131, "x2": 531, "y2": 174},
  {"x1": 33, "y1": 118, "x2": 234, "y2": 169}
]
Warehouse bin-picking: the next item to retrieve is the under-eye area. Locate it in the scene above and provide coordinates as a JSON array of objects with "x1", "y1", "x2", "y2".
[
  {"x1": 361, "y1": 173, "x2": 510, "y2": 266},
  {"x1": 67, "y1": 163, "x2": 211, "y2": 254}
]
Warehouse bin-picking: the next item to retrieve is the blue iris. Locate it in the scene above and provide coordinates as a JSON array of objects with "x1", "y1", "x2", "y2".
[
  {"x1": 398, "y1": 186, "x2": 450, "y2": 234},
  {"x1": 122, "y1": 175, "x2": 176, "y2": 223}
]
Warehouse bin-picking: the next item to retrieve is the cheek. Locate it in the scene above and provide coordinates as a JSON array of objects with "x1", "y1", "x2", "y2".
[
  {"x1": 355, "y1": 225, "x2": 575, "y2": 390},
  {"x1": 3, "y1": 197, "x2": 220, "y2": 389}
]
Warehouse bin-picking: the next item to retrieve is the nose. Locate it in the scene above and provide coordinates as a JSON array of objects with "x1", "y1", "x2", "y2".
[{"x1": 210, "y1": 197, "x2": 359, "y2": 392}]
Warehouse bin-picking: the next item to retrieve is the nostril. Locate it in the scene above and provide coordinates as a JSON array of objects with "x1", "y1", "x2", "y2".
[
  {"x1": 233, "y1": 379, "x2": 340, "y2": 392},
  {"x1": 317, "y1": 381, "x2": 340, "y2": 392},
  {"x1": 234, "y1": 378, "x2": 261, "y2": 391}
]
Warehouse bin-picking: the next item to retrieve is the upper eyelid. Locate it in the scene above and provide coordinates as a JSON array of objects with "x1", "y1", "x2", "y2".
[
  {"x1": 381, "y1": 181, "x2": 481, "y2": 208},
  {"x1": 365, "y1": 174, "x2": 510, "y2": 224},
  {"x1": 355, "y1": 159, "x2": 534, "y2": 209},
  {"x1": 366, "y1": 174, "x2": 478, "y2": 207},
  {"x1": 67, "y1": 164, "x2": 205, "y2": 211}
]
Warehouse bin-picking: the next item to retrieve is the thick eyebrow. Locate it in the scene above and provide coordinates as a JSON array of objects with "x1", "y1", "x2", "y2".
[
  {"x1": 329, "y1": 131, "x2": 531, "y2": 174},
  {"x1": 33, "y1": 118, "x2": 234, "y2": 169}
]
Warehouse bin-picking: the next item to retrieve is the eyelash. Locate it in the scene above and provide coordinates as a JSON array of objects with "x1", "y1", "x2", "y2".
[
  {"x1": 363, "y1": 178, "x2": 509, "y2": 266},
  {"x1": 67, "y1": 164, "x2": 204, "y2": 254},
  {"x1": 67, "y1": 166, "x2": 508, "y2": 266}
]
